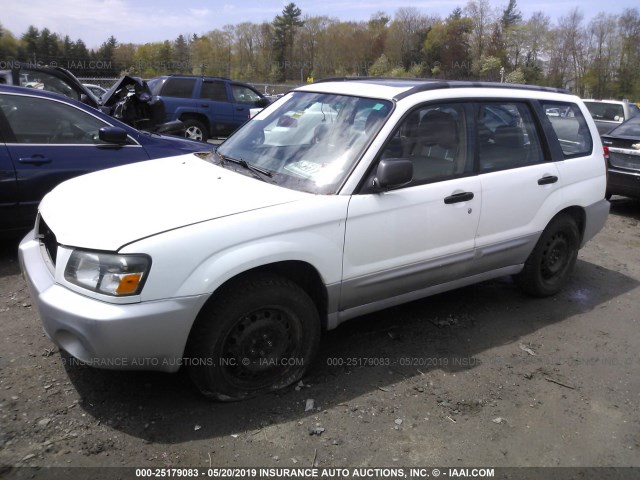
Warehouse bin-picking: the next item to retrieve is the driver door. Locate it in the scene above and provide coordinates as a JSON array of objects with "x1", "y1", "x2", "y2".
[
  {"x1": 1, "y1": 92, "x2": 149, "y2": 228},
  {"x1": 341, "y1": 102, "x2": 481, "y2": 312}
]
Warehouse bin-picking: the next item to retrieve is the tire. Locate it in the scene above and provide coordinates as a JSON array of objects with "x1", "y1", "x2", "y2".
[
  {"x1": 186, "y1": 274, "x2": 321, "y2": 401},
  {"x1": 183, "y1": 119, "x2": 208, "y2": 142},
  {"x1": 515, "y1": 213, "x2": 580, "y2": 297}
]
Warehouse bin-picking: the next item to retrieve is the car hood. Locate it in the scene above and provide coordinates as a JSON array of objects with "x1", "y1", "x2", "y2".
[
  {"x1": 39, "y1": 154, "x2": 310, "y2": 251},
  {"x1": 101, "y1": 75, "x2": 151, "y2": 108}
]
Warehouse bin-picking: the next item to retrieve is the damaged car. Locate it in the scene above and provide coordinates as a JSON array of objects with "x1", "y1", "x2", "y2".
[
  {"x1": 0, "y1": 63, "x2": 184, "y2": 136},
  {"x1": 99, "y1": 75, "x2": 186, "y2": 136}
]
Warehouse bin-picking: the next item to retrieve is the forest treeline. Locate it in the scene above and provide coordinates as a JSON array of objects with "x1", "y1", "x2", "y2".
[{"x1": 0, "y1": 0, "x2": 639, "y2": 99}]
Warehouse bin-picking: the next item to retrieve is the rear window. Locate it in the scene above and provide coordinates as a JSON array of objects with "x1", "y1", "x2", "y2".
[
  {"x1": 609, "y1": 116, "x2": 640, "y2": 137},
  {"x1": 160, "y1": 78, "x2": 196, "y2": 98},
  {"x1": 542, "y1": 102, "x2": 593, "y2": 158},
  {"x1": 584, "y1": 101, "x2": 624, "y2": 122}
]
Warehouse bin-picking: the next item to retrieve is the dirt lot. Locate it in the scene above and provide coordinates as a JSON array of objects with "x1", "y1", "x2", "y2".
[{"x1": 1, "y1": 198, "x2": 639, "y2": 475}]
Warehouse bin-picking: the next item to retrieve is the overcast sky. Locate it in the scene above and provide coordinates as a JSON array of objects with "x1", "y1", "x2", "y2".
[{"x1": 3, "y1": 0, "x2": 639, "y2": 49}]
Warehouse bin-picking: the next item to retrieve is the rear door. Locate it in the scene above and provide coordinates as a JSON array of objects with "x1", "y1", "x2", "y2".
[
  {"x1": 158, "y1": 77, "x2": 198, "y2": 122},
  {"x1": 473, "y1": 101, "x2": 560, "y2": 270},
  {"x1": 199, "y1": 79, "x2": 235, "y2": 135},
  {"x1": 2, "y1": 92, "x2": 149, "y2": 228}
]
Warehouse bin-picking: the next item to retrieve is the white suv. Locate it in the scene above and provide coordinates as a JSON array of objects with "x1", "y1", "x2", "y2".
[{"x1": 20, "y1": 79, "x2": 609, "y2": 400}]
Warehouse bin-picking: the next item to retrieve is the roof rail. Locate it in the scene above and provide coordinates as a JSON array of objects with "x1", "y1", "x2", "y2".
[{"x1": 312, "y1": 76, "x2": 570, "y2": 99}]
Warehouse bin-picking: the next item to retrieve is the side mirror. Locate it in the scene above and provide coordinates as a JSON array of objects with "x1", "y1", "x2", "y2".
[
  {"x1": 373, "y1": 158, "x2": 413, "y2": 190},
  {"x1": 98, "y1": 126, "x2": 128, "y2": 144},
  {"x1": 255, "y1": 97, "x2": 270, "y2": 108}
]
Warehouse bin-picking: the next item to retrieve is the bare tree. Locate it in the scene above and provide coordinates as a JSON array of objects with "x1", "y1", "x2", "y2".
[
  {"x1": 386, "y1": 7, "x2": 436, "y2": 70},
  {"x1": 464, "y1": 0, "x2": 493, "y2": 62}
]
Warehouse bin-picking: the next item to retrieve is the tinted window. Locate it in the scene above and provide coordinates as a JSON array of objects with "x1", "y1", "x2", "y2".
[
  {"x1": 542, "y1": 102, "x2": 593, "y2": 158},
  {"x1": 477, "y1": 102, "x2": 544, "y2": 171},
  {"x1": 609, "y1": 116, "x2": 640, "y2": 137},
  {"x1": 2, "y1": 94, "x2": 117, "y2": 145},
  {"x1": 379, "y1": 103, "x2": 471, "y2": 185},
  {"x1": 584, "y1": 101, "x2": 624, "y2": 122},
  {"x1": 161, "y1": 78, "x2": 196, "y2": 98},
  {"x1": 201, "y1": 81, "x2": 228, "y2": 102}
]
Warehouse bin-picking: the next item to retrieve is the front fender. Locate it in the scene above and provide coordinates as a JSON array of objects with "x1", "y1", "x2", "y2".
[{"x1": 122, "y1": 196, "x2": 349, "y2": 302}]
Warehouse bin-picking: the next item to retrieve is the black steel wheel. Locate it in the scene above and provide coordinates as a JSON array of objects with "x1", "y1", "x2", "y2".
[
  {"x1": 515, "y1": 213, "x2": 580, "y2": 297},
  {"x1": 186, "y1": 274, "x2": 320, "y2": 401}
]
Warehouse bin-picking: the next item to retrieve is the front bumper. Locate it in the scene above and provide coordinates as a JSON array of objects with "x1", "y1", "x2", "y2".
[{"x1": 19, "y1": 232, "x2": 209, "y2": 372}]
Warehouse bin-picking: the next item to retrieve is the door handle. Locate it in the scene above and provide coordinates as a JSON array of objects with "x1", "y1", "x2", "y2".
[
  {"x1": 538, "y1": 175, "x2": 558, "y2": 185},
  {"x1": 444, "y1": 191, "x2": 474, "y2": 204},
  {"x1": 235, "y1": 107, "x2": 245, "y2": 111},
  {"x1": 19, "y1": 155, "x2": 51, "y2": 165},
  {"x1": 200, "y1": 104, "x2": 209, "y2": 108}
]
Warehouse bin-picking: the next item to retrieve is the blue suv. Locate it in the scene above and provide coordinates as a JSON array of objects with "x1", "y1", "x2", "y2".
[{"x1": 148, "y1": 76, "x2": 270, "y2": 141}]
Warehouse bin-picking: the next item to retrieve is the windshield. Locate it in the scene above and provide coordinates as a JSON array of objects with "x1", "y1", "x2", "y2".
[{"x1": 217, "y1": 91, "x2": 393, "y2": 194}]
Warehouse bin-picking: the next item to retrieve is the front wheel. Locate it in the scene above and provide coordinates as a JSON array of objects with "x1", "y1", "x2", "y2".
[
  {"x1": 515, "y1": 213, "x2": 580, "y2": 297},
  {"x1": 186, "y1": 274, "x2": 321, "y2": 401}
]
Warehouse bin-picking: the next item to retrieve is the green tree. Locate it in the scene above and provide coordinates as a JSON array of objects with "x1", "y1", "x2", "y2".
[
  {"x1": 172, "y1": 34, "x2": 190, "y2": 73},
  {"x1": 37, "y1": 28, "x2": 61, "y2": 64},
  {"x1": 95, "y1": 35, "x2": 118, "y2": 76},
  {"x1": 424, "y1": 10, "x2": 473, "y2": 79},
  {"x1": 617, "y1": 8, "x2": 640, "y2": 99},
  {"x1": 0, "y1": 23, "x2": 19, "y2": 61},
  {"x1": 273, "y1": 2, "x2": 304, "y2": 81},
  {"x1": 501, "y1": 0, "x2": 522, "y2": 30},
  {"x1": 20, "y1": 26, "x2": 40, "y2": 62},
  {"x1": 369, "y1": 53, "x2": 390, "y2": 76},
  {"x1": 386, "y1": 7, "x2": 434, "y2": 70}
]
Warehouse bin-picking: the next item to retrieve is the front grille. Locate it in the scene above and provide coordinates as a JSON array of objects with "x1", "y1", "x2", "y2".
[
  {"x1": 610, "y1": 151, "x2": 640, "y2": 171},
  {"x1": 38, "y1": 216, "x2": 58, "y2": 266}
]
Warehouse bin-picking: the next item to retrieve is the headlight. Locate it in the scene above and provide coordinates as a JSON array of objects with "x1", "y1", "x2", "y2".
[{"x1": 64, "y1": 251, "x2": 151, "y2": 296}]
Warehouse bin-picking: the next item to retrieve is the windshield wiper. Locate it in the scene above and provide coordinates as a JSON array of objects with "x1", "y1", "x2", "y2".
[{"x1": 218, "y1": 153, "x2": 273, "y2": 182}]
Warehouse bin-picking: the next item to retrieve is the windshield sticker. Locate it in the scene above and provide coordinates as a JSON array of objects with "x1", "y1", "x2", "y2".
[
  {"x1": 284, "y1": 161, "x2": 323, "y2": 178},
  {"x1": 372, "y1": 103, "x2": 385, "y2": 111}
]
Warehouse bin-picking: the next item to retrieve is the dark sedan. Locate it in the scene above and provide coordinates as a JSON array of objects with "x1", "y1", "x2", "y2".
[
  {"x1": 0, "y1": 85, "x2": 213, "y2": 235},
  {"x1": 602, "y1": 115, "x2": 640, "y2": 199}
]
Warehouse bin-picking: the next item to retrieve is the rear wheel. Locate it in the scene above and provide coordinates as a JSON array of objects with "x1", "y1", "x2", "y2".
[
  {"x1": 183, "y1": 118, "x2": 208, "y2": 142},
  {"x1": 186, "y1": 274, "x2": 321, "y2": 401},
  {"x1": 515, "y1": 213, "x2": 580, "y2": 297}
]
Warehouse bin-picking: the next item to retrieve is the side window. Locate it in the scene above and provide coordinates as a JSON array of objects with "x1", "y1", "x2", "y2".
[
  {"x1": 201, "y1": 81, "x2": 228, "y2": 102},
  {"x1": 3, "y1": 94, "x2": 118, "y2": 145},
  {"x1": 477, "y1": 102, "x2": 544, "y2": 171},
  {"x1": 160, "y1": 78, "x2": 196, "y2": 98},
  {"x1": 379, "y1": 103, "x2": 471, "y2": 186},
  {"x1": 231, "y1": 85, "x2": 261, "y2": 105},
  {"x1": 542, "y1": 101, "x2": 593, "y2": 158},
  {"x1": 20, "y1": 70, "x2": 81, "y2": 102}
]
